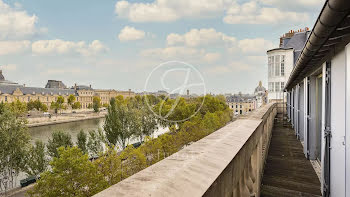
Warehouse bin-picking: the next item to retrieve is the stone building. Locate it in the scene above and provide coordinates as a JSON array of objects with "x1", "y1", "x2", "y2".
[
  {"x1": 0, "y1": 70, "x2": 135, "y2": 110},
  {"x1": 226, "y1": 93, "x2": 256, "y2": 115},
  {"x1": 254, "y1": 81, "x2": 268, "y2": 108}
]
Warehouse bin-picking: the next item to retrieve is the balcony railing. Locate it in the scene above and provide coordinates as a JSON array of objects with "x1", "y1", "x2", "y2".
[{"x1": 94, "y1": 103, "x2": 277, "y2": 197}]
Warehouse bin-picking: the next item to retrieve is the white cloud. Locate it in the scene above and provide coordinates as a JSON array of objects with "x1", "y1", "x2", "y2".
[
  {"x1": 31, "y1": 39, "x2": 108, "y2": 56},
  {"x1": 0, "y1": 64, "x2": 17, "y2": 71},
  {"x1": 238, "y1": 38, "x2": 275, "y2": 54},
  {"x1": 140, "y1": 46, "x2": 220, "y2": 63},
  {"x1": 0, "y1": 0, "x2": 38, "y2": 40},
  {"x1": 258, "y1": 0, "x2": 323, "y2": 11},
  {"x1": 118, "y1": 26, "x2": 145, "y2": 41},
  {"x1": 167, "y1": 28, "x2": 236, "y2": 47},
  {"x1": 115, "y1": 0, "x2": 233, "y2": 22},
  {"x1": 0, "y1": 40, "x2": 31, "y2": 55},
  {"x1": 223, "y1": 1, "x2": 310, "y2": 25},
  {"x1": 203, "y1": 52, "x2": 221, "y2": 62}
]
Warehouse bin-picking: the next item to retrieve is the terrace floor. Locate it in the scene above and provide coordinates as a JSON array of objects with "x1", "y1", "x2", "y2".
[{"x1": 261, "y1": 115, "x2": 322, "y2": 197}]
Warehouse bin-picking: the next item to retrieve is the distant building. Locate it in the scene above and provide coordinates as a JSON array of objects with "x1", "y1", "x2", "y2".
[
  {"x1": 45, "y1": 80, "x2": 67, "y2": 89},
  {"x1": 267, "y1": 28, "x2": 310, "y2": 102},
  {"x1": 226, "y1": 92, "x2": 256, "y2": 115},
  {"x1": 0, "y1": 70, "x2": 135, "y2": 110},
  {"x1": 254, "y1": 81, "x2": 268, "y2": 108}
]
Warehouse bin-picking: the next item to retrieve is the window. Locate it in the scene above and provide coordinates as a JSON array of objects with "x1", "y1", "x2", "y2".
[
  {"x1": 269, "y1": 82, "x2": 274, "y2": 92},
  {"x1": 47, "y1": 97, "x2": 49, "y2": 101},
  {"x1": 275, "y1": 82, "x2": 280, "y2": 92},
  {"x1": 281, "y1": 82, "x2": 285, "y2": 90},
  {"x1": 28, "y1": 96, "x2": 30, "y2": 101},
  {"x1": 240, "y1": 105, "x2": 242, "y2": 108},
  {"x1": 281, "y1": 55, "x2": 285, "y2": 76},
  {"x1": 275, "y1": 55, "x2": 280, "y2": 76},
  {"x1": 5, "y1": 96, "x2": 7, "y2": 102}
]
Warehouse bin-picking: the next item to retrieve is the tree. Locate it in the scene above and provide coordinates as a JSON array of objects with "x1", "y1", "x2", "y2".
[
  {"x1": 93, "y1": 96, "x2": 101, "y2": 112},
  {"x1": 0, "y1": 108, "x2": 30, "y2": 190},
  {"x1": 67, "y1": 95, "x2": 76, "y2": 107},
  {"x1": 27, "y1": 147, "x2": 108, "y2": 197},
  {"x1": 47, "y1": 131, "x2": 73, "y2": 158},
  {"x1": 72, "y1": 101, "x2": 81, "y2": 109},
  {"x1": 76, "y1": 130, "x2": 87, "y2": 154},
  {"x1": 134, "y1": 106, "x2": 157, "y2": 143},
  {"x1": 87, "y1": 129, "x2": 104, "y2": 158},
  {"x1": 27, "y1": 100, "x2": 48, "y2": 112},
  {"x1": 104, "y1": 98, "x2": 136, "y2": 149},
  {"x1": 94, "y1": 146, "x2": 122, "y2": 185},
  {"x1": 50, "y1": 96, "x2": 65, "y2": 114},
  {"x1": 25, "y1": 140, "x2": 49, "y2": 177},
  {"x1": 8, "y1": 99, "x2": 27, "y2": 116}
]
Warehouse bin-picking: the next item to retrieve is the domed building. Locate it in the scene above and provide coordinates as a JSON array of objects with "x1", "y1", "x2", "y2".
[{"x1": 254, "y1": 81, "x2": 268, "y2": 108}]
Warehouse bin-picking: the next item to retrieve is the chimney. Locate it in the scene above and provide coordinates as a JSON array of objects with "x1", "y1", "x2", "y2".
[
  {"x1": 23, "y1": 84, "x2": 26, "y2": 87},
  {"x1": 89, "y1": 84, "x2": 91, "y2": 88},
  {"x1": 187, "y1": 89, "x2": 189, "y2": 96},
  {"x1": 74, "y1": 83, "x2": 77, "y2": 90}
]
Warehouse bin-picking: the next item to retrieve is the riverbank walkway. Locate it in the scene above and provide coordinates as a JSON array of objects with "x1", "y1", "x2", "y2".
[{"x1": 261, "y1": 115, "x2": 321, "y2": 196}]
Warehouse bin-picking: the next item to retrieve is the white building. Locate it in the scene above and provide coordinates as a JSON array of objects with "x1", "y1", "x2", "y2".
[
  {"x1": 286, "y1": 0, "x2": 350, "y2": 196},
  {"x1": 267, "y1": 29, "x2": 310, "y2": 102},
  {"x1": 254, "y1": 81, "x2": 267, "y2": 108}
]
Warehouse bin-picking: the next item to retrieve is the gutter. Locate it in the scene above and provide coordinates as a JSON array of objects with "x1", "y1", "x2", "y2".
[{"x1": 285, "y1": 0, "x2": 350, "y2": 90}]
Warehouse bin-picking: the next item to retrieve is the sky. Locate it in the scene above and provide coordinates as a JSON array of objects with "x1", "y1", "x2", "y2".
[{"x1": 0, "y1": 0, "x2": 324, "y2": 94}]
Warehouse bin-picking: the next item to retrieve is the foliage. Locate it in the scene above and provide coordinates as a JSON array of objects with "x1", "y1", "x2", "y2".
[
  {"x1": 8, "y1": 99, "x2": 27, "y2": 116},
  {"x1": 25, "y1": 140, "x2": 49, "y2": 177},
  {"x1": 46, "y1": 131, "x2": 73, "y2": 158},
  {"x1": 76, "y1": 130, "x2": 88, "y2": 154},
  {"x1": 93, "y1": 96, "x2": 101, "y2": 112},
  {"x1": 134, "y1": 106, "x2": 157, "y2": 143},
  {"x1": 27, "y1": 147, "x2": 108, "y2": 197},
  {"x1": 119, "y1": 146, "x2": 147, "y2": 179},
  {"x1": 27, "y1": 100, "x2": 48, "y2": 112},
  {"x1": 72, "y1": 101, "x2": 81, "y2": 109},
  {"x1": 94, "y1": 146, "x2": 121, "y2": 185},
  {"x1": 102, "y1": 103, "x2": 109, "y2": 108},
  {"x1": 104, "y1": 98, "x2": 137, "y2": 149},
  {"x1": 88, "y1": 103, "x2": 93, "y2": 109},
  {"x1": 87, "y1": 129, "x2": 104, "y2": 158},
  {"x1": 67, "y1": 94, "x2": 76, "y2": 106},
  {"x1": 0, "y1": 108, "x2": 30, "y2": 190},
  {"x1": 50, "y1": 96, "x2": 65, "y2": 113}
]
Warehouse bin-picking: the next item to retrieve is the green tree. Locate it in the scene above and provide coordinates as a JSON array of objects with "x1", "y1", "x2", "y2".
[
  {"x1": 0, "y1": 108, "x2": 30, "y2": 189},
  {"x1": 72, "y1": 101, "x2": 81, "y2": 109},
  {"x1": 104, "y1": 98, "x2": 136, "y2": 149},
  {"x1": 9, "y1": 99, "x2": 27, "y2": 116},
  {"x1": 76, "y1": 130, "x2": 88, "y2": 154},
  {"x1": 47, "y1": 131, "x2": 73, "y2": 158},
  {"x1": 93, "y1": 96, "x2": 101, "y2": 112},
  {"x1": 134, "y1": 107, "x2": 157, "y2": 142},
  {"x1": 67, "y1": 94, "x2": 76, "y2": 107},
  {"x1": 25, "y1": 140, "x2": 49, "y2": 177},
  {"x1": 94, "y1": 146, "x2": 122, "y2": 185},
  {"x1": 87, "y1": 129, "x2": 104, "y2": 158},
  {"x1": 27, "y1": 147, "x2": 108, "y2": 197},
  {"x1": 28, "y1": 100, "x2": 48, "y2": 112}
]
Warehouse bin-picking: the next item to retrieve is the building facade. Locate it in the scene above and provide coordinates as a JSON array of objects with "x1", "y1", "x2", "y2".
[
  {"x1": 267, "y1": 29, "x2": 310, "y2": 102},
  {"x1": 285, "y1": 0, "x2": 350, "y2": 196},
  {"x1": 254, "y1": 81, "x2": 268, "y2": 108},
  {"x1": 226, "y1": 93, "x2": 256, "y2": 115},
  {"x1": 0, "y1": 71, "x2": 135, "y2": 110}
]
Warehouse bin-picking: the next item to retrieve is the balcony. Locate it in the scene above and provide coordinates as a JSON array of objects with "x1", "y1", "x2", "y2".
[{"x1": 94, "y1": 103, "x2": 320, "y2": 196}]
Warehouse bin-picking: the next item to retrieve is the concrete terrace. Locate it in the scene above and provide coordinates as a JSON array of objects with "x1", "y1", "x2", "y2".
[{"x1": 261, "y1": 115, "x2": 321, "y2": 196}]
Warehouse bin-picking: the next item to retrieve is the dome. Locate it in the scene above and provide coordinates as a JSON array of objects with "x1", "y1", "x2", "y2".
[{"x1": 254, "y1": 81, "x2": 266, "y2": 95}]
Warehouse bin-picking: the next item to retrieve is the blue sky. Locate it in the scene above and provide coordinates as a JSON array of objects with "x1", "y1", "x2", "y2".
[{"x1": 0, "y1": 0, "x2": 324, "y2": 94}]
